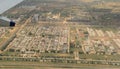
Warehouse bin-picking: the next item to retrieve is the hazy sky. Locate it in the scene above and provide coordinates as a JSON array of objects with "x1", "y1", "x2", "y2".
[{"x1": 0, "y1": 0, "x2": 23, "y2": 14}]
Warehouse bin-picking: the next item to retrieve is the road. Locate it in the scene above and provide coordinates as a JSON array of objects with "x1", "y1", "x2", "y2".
[{"x1": 2, "y1": 17, "x2": 32, "y2": 53}]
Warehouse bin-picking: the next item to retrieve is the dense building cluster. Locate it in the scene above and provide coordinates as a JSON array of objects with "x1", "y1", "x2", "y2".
[
  {"x1": 1, "y1": 0, "x2": 120, "y2": 65},
  {"x1": 0, "y1": 27, "x2": 9, "y2": 39},
  {"x1": 7, "y1": 24, "x2": 69, "y2": 55},
  {"x1": 79, "y1": 27, "x2": 120, "y2": 55},
  {"x1": 0, "y1": 27, "x2": 8, "y2": 36}
]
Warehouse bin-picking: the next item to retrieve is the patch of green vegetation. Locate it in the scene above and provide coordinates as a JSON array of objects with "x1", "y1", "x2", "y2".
[
  {"x1": 2, "y1": 51, "x2": 20, "y2": 56},
  {"x1": 97, "y1": 13, "x2": 120, "y2": 26},
  {"x1": 0, "y1": 38, "x2": 3, "y2": 42},
  {"x1": 91, "y1": 26, "x2": 118, "y2": 32},
  {"x1": 40, "y1": 53, "x2": 73, "y2": 57},
  {"x1": 79, "y1": 54, "x2": 120, "y2": 60}
]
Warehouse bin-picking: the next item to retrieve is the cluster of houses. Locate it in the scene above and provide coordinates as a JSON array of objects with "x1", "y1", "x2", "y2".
[
  {"x1": 7, "y1": 24, "x2": 69, "y2": 57},
  {"x1": 0, "y1": 27, "x2": 9, "y2": 37},
  {"x1": 80, "y1": 27, "x2": 120, "y2": 55}
]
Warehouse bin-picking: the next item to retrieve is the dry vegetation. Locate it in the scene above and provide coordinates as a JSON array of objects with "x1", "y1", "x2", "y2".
[{"x1": 81, "y1": 0, "x2": 95, "y2": 3}]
